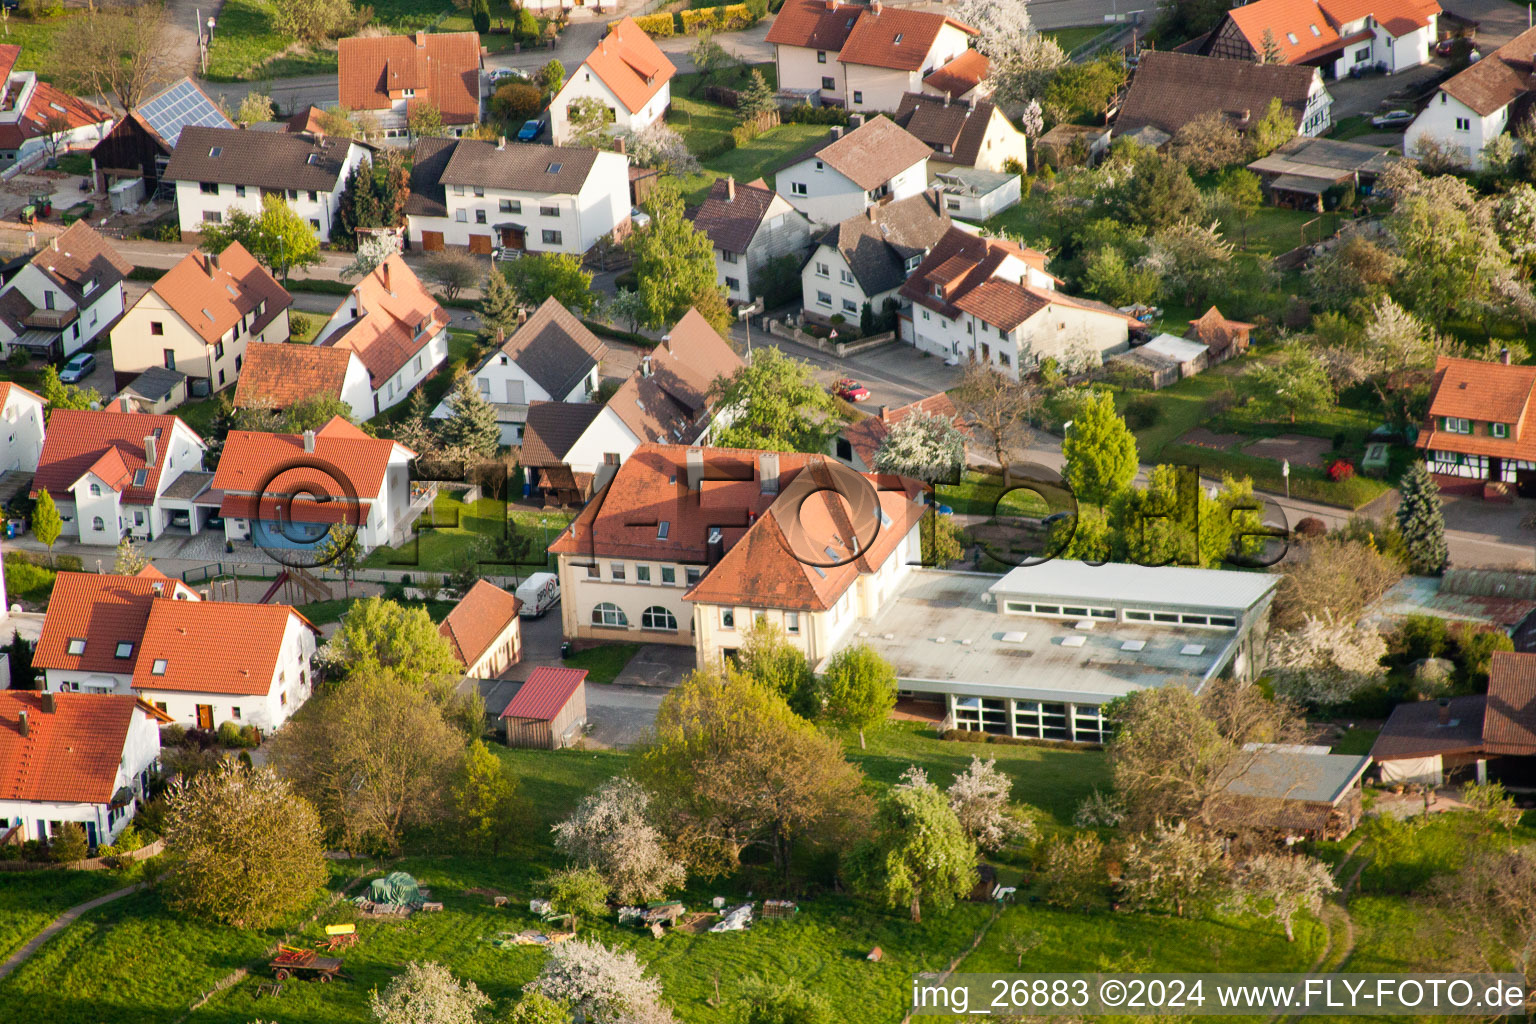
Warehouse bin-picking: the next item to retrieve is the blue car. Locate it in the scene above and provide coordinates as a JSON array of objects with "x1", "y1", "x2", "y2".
[
  {"x1": 516, "y1": 118, "x2": 544, "y2": 142},
  {"x1": 58, "y1": 351, "x2": 95, "y2": 384}
]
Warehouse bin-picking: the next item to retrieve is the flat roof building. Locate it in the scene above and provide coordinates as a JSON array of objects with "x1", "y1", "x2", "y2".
[{"x1": 820, "y1": 562, "x2": 1277, "y2": 743}]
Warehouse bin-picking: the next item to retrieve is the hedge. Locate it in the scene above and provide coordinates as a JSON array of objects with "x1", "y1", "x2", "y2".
[
  {"x1": 582, "y1": 319, "x2": 657, "y2": 348},
  {"x1": 612, "y1": 3, "x2": 755, "y2": 38},
  {"x1": 783, "y1": 104, "x2": 850, "y2": 125}
]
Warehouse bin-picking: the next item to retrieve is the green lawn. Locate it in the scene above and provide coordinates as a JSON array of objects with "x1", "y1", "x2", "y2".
[
  {"x1": 1328, "y1": 114, "x2": 1376, "y2": 141},
  {"x1": 852, "y1": 722, "x2": 1110, "y2": 825},
  {"x1": 205, "y1": 0, "x2": 461, "y2": 81},
  {"x1": 362, "y1": 491, "x2": 574, "y2": 573},
  {"x1": 938, "y1": 470, "x2": 1063, "y2": 517},
  {"x1": 562, "y1": 642, "x2": 642, "y2": 684},
  {"x1": 2, "y1": 556, "x2": 55, "y2": 607},
  {"x1": 0, "y1": 12, "x2": 81, "y2": 81},
  {"x1": 0, "y1": 870, "x2": 136, "y2": 965},
  {"x1": 1044, "y1": 25, "x2": 1105, "y2": 54}
]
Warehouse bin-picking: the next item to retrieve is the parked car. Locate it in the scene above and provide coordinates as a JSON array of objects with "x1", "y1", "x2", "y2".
[
  {"x1": 1435, "y1": 37, "x2": 1462, "y2": 56},
  {"x1": 831, "y1": 378, "x2": 870, "y2": 402},
  {"x1": 1042, "y1": 511, "x2": 1072, "y2": 528},
  {"x1": 58, "y1": 351, "x2": 95, "y2": 384},
  {"x1": 516, "y1": 572, "x2": 561, "y2": 618},
  {"x1": 1371, "y1": 109, "x2": 1414, "y2": 129},
  {"x1": 630, "y1": 207, "x2": 652, "y2": 231},
  {"x1": 489, "y1": 68, "x2": 529, "y2": 84},
  {"x1": 516, "y1": 118, "x2": 545, "y2": 142}
]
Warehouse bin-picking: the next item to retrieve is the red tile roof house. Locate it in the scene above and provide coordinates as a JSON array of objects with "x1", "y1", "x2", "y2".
[
  {"x1": 1414, "y1": 354, "x2": 1536, "y2": 498},
  {"x1": 1202, "y1": 0, "x2": 1439, "y2": 78},
  {"x1": 549, "y1": 444, "x2": 926, "y2": 668},
  {"x1": 233, "y1": 342, "x2": 375, "y2": 424},
  {"x1": 313, "y1": 255, "x2": 451, "y2": 415},
  {"x1": 1404, "y1": 24, "x2": 1536, "y2": 171},
  {"x1": 440, "y1": 579, "x2": 522, "y2": 679},
  {"x1": 108, "y1": 242, "x2": 293, "y2": 396},
  {"x1": 212, "y1": 416, "x2": 420, "y2": 554},
  {"x1": 0, "y1": 380, "x2": 46, "y2": 473},
  {"x1": 338, "y1": 30, "x2": 485, "y2": 140},
  {"x1": 900, "y1": 226, "x2": 1140, "y2": 380},
  {"x1": 767, "y1": 0, "x2": 980, "y2": 114},
  {"x1": 0, "y1": 44, "x2": 113, "y2": 171},
  {"x1": 32, "y1": 407, "x2": 212, "y2": 545},
  {"x1": 33, "y1": 566, "x2": 320, "y2": 732},
  {"x1": 772, "y1": 114, "x2": 934, "y2": 228},
  {"x1": 519, "y1": 308, "x2": 744, "y2": 505},
  {"x1": 0, "y1": 222, "x2": 132, "y2": 362},
  {"x1": 549, "y1": 17, "x2": 676, "y2": 145},
  {"x1": 0, "y1": 691, "x2": 168, "y2": 848},
  {"x1": 499, "y1": 666, "x2": 587, "y2": 749},
  {"x1": 833, "y1": 392, "x2": 962, "y2": 472}
]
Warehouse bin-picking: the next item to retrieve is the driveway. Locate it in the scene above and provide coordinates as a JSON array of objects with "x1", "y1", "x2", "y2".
[
  {"x1": 585, "y1": 684, "x2": 665, "y2": 748},
  {"x1": 1325, "y1": 62, "x2": 1444, "y2": 120},
  {"x1": 1440, "y1": 0, "x2": 1530, "y2": 49}
]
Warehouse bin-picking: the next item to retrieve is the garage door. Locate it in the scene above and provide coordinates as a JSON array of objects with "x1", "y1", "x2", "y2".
[
  {"x1": 421, "y1": 231, "x2": 444, "y2": 252},
  {"x1": 468, "y1": 234, "x2": 493, "y2": 255}
]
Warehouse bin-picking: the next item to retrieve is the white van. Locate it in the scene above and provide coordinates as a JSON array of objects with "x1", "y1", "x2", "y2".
[{"x1": 516, "y1": 572, "x2": 560, "y2": 618}]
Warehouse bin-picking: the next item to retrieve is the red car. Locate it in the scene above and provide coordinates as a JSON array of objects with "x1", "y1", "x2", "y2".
[{"x1": 832, "y1": 378, "x2": 871, "y2": 402}]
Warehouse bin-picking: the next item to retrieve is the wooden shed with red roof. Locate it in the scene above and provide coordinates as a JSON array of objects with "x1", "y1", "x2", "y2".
[{"x1": 499, "y1": 666, "x2": 587, "y2": 748}]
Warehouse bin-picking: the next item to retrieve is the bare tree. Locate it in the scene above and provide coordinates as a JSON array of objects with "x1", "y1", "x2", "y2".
[
  {"x1": 1229, "y1": 853, "x2": 1337, "y2": 942},
  {"x1": 424, "y1": 250, "x2": 484, "y2": 301},
  {"x1": 1434, "y1": 845, "x2": 1536, "y2": 984},
  {"x1": 54, "y1": 9, "x2": 188, "y2": 115},
  {"x1": 951, "y1": 362, "x2": 1038, "y2": 483}
]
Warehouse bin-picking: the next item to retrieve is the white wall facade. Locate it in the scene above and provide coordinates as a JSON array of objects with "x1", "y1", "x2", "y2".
[
  {"x1": 173, "y1": 143, "x2": 368, "y2": 243},
  {"x1": 0, "y1": 388, "x2": 45, "y2": 472},
  {"x1": 549, "y1": 67, "x2": 671, "y2": 144},
  {"x1": 557, "y1": 552, "x2": 700, "y2": 646},
  {"x1": 58, "y1": 421, "x2": 205, "y2": 543},
  {"x1": 447, "y1": 348, "x2": 600, "y2": 443},
  {"x1": 910, "y1": 298, "x2": 1130, "y2": 381},
  {"x1": 562, "y1": 407, "x2": 642, "y2": 475},
  {"x1": 0, "y1": 262, "x2": 124, "y2": 358},
  {"x1": 137, "y1": 615, "x2": 317, "y2": 731},
  {"x1": 408, "y1": 150, "x2": 631, "y2": 254},
  {"x1": 779, "y1": 154, "x2": 928, "y2": 227},
  {"x1": 776, "y1": 44, "x2": 848, "y2": 101},
  {"x1": 0, "y1": 707, "x2": 158, "y2": 846},
  {"x1": 1405, "y1": 89, "x2": 1504, "y2": 168},
  {"x1": 777, "y1": 25, "x2": 972, "y2": 111},
  {"x1": 940, "y1": 177, "x2": 1021, "y2": 221}
]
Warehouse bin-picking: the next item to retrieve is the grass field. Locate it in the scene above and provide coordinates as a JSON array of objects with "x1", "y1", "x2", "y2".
[
  {"x1": 563, "y1": 642, "x2": 642, "y2": 684},
  {"x1": 0, "y1": 12, "x2": 80, "y2": 81},
  {"x1": 0, "y1": 870, "x2": 136, "y2": 964},
  {"x1": 1043, "y1": 26, "x2": 1106, "y2": 54},
  {"x1": 361, "y1": 492, "x2": 574, "y2": 573}
]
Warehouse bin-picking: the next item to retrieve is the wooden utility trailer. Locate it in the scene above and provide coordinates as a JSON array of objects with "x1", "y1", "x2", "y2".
[{"x1": 270, "y1": 944, "x2": 343, "y2": 982}]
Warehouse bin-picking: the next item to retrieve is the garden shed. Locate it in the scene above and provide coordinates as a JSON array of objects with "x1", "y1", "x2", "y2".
[{"x1": 499, "y1": 666, "x2": 588, "y2": 749}]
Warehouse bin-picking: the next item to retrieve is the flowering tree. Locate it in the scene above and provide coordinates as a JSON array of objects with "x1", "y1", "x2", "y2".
[
  {"x1": 553, "y1": 777, "x2": 686, "y2": 903},
  {"x1": 1229, "y1": 854, "x2": 1337, "y2": 942},
  {"x1": 531, "y1": 939, "x2": 675, "y2": 1024},
  {"x1": 370, "y1": 961, "x2": 490, "y2": 1024},
  {"x1": 1115, "y1": 819, "x2": 1227, "y2": 917},
  {"x1": 622, "y1": 124, "x2": 700, "y2": 174},
  {"x1": 1265, "y1": 612, "x2": 1387, "y2": 706},
  {"x1": 873, "y1": 409, "x2": 966, "y2": 486},
  {"x1": 948, "y1": 755, "x2": 1028, "y2": 852},
  {"x1": 955, "y1": 0, "x2": 1065, "y2": 106}
]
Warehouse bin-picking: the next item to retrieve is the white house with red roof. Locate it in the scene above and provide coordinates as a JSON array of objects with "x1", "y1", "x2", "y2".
[
  {"x1": 32, "y1": 407, "x2": 210, "y2": 545},
  {"x1": 439, "y1": 579, "x2": 522, "y2": 679},
  {"x1": 0, "y1": 45, "x2": 113, "y2": 171},
  {"x1": 549, "y1": 18, "x2": 676, "y2": 145},
  {"x1": 314, "y1": 256, "x2": 450, "y2": 415},
  {"x1": 0, "y1": 381, "x2": 46, "y2": 473},
  {"x1": 0, "y1": 691, "x2": 166, "y2": 848},
  {"x1": 899, "y1": 227, "x2": 1139, "y2": 379},
  {"x1": 1415, "y1": 353, "x2": 1536, "y2": 495},
  {"x1": 549, "y1": 444, "x2": 925, "y2": 666},
  {"x1": 0, "y1": 223, "x2": 132, "y2": 361},
  {"x1": 1203, "y1": 0, "x2": 1438, "y2": 78},
  {"x1": 33, "y1": 566, "x2": 319, "y2": 731},
  {"x1": 767, "y1": 0, "x2": 979, "y2": 113},
  {"x1": 212, "y1": 417, "x2": 419, "y2": 554}
]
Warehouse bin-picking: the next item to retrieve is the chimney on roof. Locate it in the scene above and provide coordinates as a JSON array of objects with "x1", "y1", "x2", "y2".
[
  {"x1": 929, "y1": 185, "x2": 943, "y2": 209},
  {"x1": 943, "y1": 91, "x2": 951, "y2": 108},
  {"x1": 118, "y1": 396, "x2": 131, "y2": 413},
  {"x1": 497, "y1": 136, "x2": 506, "y2": 151},
  {"x1": 380, "y1": 260, "x2": 391, "y2": 296},
  {"x1": 51, "y1": 236, "x2": 58, "y2": 252},
  {"x1": 759, "y1": 452, "x2": 780, "y2": 494},
  {"x1": 825, "y1": 0, "x2": 837, "y2": 9},
  {"x1": 877, "y1": 404, "x2": 889, "y2": 421},
  {"x1": 1438, "y1": 697, "x2": 1451, "y2": 725},
  {"x1": 17, "y1": 709, "x2": 27, "y2": 737},
  {"x1": 641, "y1": 354, "x2": 652, "y2": 377},
  {"x1": 416, "y1": 30, "x2": 427, "y2": 47},
  {"x1": 144, "y1": 435, "x2": 157, "y2": 468},
  {"x1": 206, "y1": 252, "x2": 220, "y2": 277},
  {"x1": 865, "y1": 204, "x2": 877, "y2": 222},
  {"x1": 685, "y1": 447, "x2": 704, "y2": 491},
  {"x1": 871, "y1": 0, "x2": 881, "y2": 10},
  {"x1": 615, "y1": 136, "x2": 626, "y2": 155},
  {"x1": 39, "y1": 692, "x2": 54, "y2": 714},
  {"x1": 1502, "y1": 346, "x2": 1513, "y2": 365},
  {"x1": 849, "y1": 113, "x2": 864, "y2": 129},
  {"x1": 829, "y1": 125, "x2": 843, "y2": 140},
  {"x1": 303, "y1": 428, "x2": 316, "y2": 453}
]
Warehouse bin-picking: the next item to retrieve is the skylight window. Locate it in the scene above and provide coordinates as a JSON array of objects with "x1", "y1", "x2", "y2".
[
  {"x1": 152, "y1": 659, "x2": 168, "y2": 675},
  {"x1": 1285, "y1": 31, "x2": 1298, "y2": 43},
  {"x1": 1121, "y1": 640, "x2": 1147, "y2": 652},
  {"x1": 1309, "y1": 23, "x2": 1320, "y2": 35},
  {"x1": 657, "y1": 521, "x2": 670, "y2": 540},
  {"x1": 132, "y1": 468, "x2": 148, "y2": 487},
  {"x1": 1180, "y1": 643, "x2": 1207, "y2": 656},
  {"x1": 1061, "y1": 635, "x2": 1087, "y2": 648},
  {"x1": 209, "y1": 146, "x2": 222, "y2": 157},
  {"x1": 307, "y1": 153, "x2": 320, "y2": 164},
  {"x1": 894, "y1": 32, "x2": 903, "y2": 42},
  {"x1": 115, "y1": 642, "x2": 134, "y2": 658},
  {"x1": 547, "y1": 162, "x2": 563, "y2": 173},
  {"x1": 67, "y1": 638, "x2": 86, "y2": 655}
]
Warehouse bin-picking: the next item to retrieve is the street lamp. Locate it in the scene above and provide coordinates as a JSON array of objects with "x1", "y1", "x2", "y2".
[
  {"x1": 1282, "y1": 459, "x2": 1290, "y2": 500},
  {"x1": 737, "y1": 297, "x2": 763, "y2": 360},
  {"x1": 540, "y1": 517, "x2": 549, "y2": 571}
]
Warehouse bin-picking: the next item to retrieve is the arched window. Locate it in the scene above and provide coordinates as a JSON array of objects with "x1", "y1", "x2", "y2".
[
  {"x1": 92, "y1": 516, "x2": 105, "y2": 531},
  {"x1": 89, "y1": 483, "x2": 102, "y2": 497},
  {"x1": 641, "y1": 606, "x2": 677, "y2": 632},
  {"x1": 591, "y1": 603, "x2": 627, "y2": 628}
]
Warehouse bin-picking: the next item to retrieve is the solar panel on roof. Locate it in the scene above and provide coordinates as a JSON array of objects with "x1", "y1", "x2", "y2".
[{"x1": 137, "y1": 79, "x2": 233, "y2": 147}]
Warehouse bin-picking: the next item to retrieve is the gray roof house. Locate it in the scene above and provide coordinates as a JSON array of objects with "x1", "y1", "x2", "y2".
[
  {"x1": 799, "y1": 190, "x2": 951, "y2": 323},
  {"x1": 435, "y1": 297, "x2": 609, "y2": 445},
  {"x1": 688, "y1": 176, "x2": 813, "y2": 305}
]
